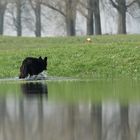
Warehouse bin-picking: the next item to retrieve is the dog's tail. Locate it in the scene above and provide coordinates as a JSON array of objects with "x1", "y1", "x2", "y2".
[{"x1": 19, "y1": 64, "x2": 28, "y2": 79}]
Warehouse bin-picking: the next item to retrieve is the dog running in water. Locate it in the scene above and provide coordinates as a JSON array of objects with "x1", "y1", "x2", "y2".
[{"x1": 19, "y1": 56, "x2": 47, "y2": 79}]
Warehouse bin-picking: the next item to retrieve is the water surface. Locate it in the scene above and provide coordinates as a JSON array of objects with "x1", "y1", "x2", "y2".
[{"x1": 0, "y1": 79, "x2": 140, "y2": 140}]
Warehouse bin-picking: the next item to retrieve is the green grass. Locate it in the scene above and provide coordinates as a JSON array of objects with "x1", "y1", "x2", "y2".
[{"x1": 0, "y1": 35, "x2": 140, "y2": 79}]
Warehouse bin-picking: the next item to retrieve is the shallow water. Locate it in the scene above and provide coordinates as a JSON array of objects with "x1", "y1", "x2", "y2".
[{"x1": 0, "y1": 79, "x2": 140, "y2": 140}]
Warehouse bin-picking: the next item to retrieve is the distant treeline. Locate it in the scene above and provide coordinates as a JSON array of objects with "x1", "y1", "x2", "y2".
[{"x1": 0, "y1": 0, "x2": 140, "y2": 37}]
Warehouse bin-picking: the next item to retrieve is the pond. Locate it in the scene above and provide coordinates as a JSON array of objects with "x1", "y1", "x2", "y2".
[{"x1": 0, "y1": 78, "x2": 140, "y2": 140}]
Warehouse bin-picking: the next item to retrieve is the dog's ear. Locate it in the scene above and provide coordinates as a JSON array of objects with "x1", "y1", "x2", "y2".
[
  {"x1": 39, "y1": 56, "x2": 42, "y2": 60},
  {"x1": 44, "y1": 57, "x2": 47, "y2": 62}
]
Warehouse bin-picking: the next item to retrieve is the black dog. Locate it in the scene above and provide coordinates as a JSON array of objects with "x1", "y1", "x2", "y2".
[{"x1": 19, "y1": 56, "x2": 47, "y2": 79}]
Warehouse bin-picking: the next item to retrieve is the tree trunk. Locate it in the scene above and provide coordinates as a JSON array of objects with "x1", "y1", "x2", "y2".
[
  {"x1": 16, "y1": 0, "x2": 22, "y2": 36},
  {"x1": 93, "y1": 0, "x2": 102, "y2": 35},
  {"x1": 117, "y1": 11, "x2": 126, "y2": 34},
  {"x1": 35, "y1": 1, "x2": 41, "y2": 37},
  {"x1": 65, "y1": 17, "x2": 76, "y2": 36},
  {"x1": 0, "y1": 5, "x2": 6, "y2": 35},
  {"x1": 110, "y1": 0, "x2": 127, "y2": 34},
  {"x1": 87, "y1": 0, "x2": 94, "y2": 35},
  {"x1": 65, "y1": 0, "x2": 76, "y2": 36},
  {"x1": 117, "y1": 0, "x2": 126, "y2": 34}
]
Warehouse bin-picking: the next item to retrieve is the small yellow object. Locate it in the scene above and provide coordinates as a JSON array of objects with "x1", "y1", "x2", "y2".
[{"x1": 86, "y1": 37, "x2": 92, "y2": 42}]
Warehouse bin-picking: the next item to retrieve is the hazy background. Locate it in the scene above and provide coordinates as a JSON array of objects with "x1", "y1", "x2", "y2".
[{"x1": 0, "y1": 0, "x2": 140, "y2": 37}]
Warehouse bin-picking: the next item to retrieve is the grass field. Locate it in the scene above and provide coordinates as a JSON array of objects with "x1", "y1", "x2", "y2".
[{"x1": 0, "y1": 35, "x2": 140, "y2": 79}]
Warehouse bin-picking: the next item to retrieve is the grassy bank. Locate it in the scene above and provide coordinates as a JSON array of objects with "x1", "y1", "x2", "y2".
[{"x1": 0, "y1": 35, "x2": 140, "y2": 79}]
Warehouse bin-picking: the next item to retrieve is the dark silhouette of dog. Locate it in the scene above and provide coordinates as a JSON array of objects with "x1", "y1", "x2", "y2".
[{"x1": 19, "y1": 56, "x2": 47, "y2": 79}]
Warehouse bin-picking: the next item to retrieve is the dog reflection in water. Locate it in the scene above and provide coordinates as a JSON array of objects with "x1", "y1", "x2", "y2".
[{"x1": 21, "y1": 82, "x2": 48, "y2": 98}]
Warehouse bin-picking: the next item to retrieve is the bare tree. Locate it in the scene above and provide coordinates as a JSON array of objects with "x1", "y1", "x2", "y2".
[
  {"x1": 0, "y1": 0, "x2": 7, "y2": 35},
  {"x1": 79, "y1": 0, "x2": 102, "y2": 35},
  {"x1": 42, "y1": 0, "x2": 78, "y2": 36},
  {"x1": 29, "y1": 0, "x2": 42, "y2": 37},
  {"x1": 7, "y1": 0, "x2": 26, "y2": 36},
  {"x1": 93, "y1": 0, "x2": 101, "y2": 35},
  {"x1": 16, "y1": 0, "x2": 22, "y2": 36},
  {"x1": 110, "y1": 0, "x2": 137, "y2": 34},
  {"x1": 87, "y1": 0, "x2": 94, "y2": 35},
  {"x1": 65, "y1": 0, "x2": 77, "y2": 36}
]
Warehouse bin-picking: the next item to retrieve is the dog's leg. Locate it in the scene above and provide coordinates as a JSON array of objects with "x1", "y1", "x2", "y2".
[{"x1": 19, "y1": 64, "x2": 28, "y2": 78}]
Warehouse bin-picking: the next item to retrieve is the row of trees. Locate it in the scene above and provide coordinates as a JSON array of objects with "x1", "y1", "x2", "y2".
[{"x1": 0, "y1": 0, "x2": 140, "y2": 37}]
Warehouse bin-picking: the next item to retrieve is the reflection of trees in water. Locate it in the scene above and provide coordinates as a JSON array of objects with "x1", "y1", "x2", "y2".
[
  {"x1": 103, "y1": 103, "x2": 140, "y2": 140},
  {"x1": 0, "y1": 97, "x2": 7, "y2": 139},
  {"x1": 0, "y1": 82, "x2": 48, "y2": 140},
  {"x1": 20, "y1": 82, "x2": 48, "y2": 140},
  {"x1": 90, "y1": 104, "x2": 102, "y2": 140},
  {"x1": 120, "y1": 104, "x2": 130, "y2": 140},
  {"x1": 1, "y1": 93, "x2": 140, "y2": 140}
]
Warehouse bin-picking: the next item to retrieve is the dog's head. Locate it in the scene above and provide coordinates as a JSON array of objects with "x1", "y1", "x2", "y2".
[{"x1": 39, "y1": 56, "x2": 48, "y2": 70}]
